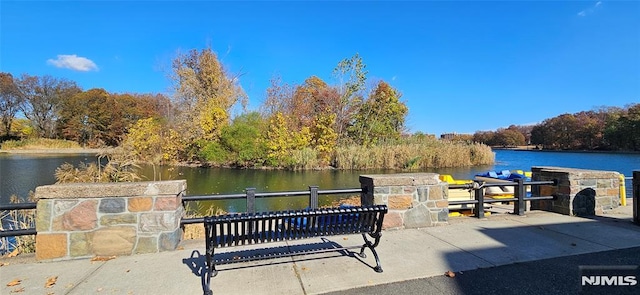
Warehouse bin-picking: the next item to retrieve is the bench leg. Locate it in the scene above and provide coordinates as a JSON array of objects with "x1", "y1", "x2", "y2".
[
  {"x1": 205, "y1": 243, "x2": 218, "y2": 295},
  {"x1": 358, "y1": 232, "x2": 383, "y2": 273}
]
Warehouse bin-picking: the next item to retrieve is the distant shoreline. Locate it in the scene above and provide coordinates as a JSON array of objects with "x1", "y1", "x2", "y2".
[
  {"x1": 492, "y1": 146, "x2": 640, "y2": 154},
  {"x1": 0, "y1": 148, "x2": 105, "y2": 154}
]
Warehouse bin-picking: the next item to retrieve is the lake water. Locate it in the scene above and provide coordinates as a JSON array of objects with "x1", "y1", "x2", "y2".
[{"x1": 2, "y1": 150, "x2": 639, "y2": 212}]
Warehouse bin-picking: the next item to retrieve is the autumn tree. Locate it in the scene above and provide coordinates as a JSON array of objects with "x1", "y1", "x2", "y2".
[
  {"x1": 170, "y1": 47, "x2": 247, "y2": 142},
  {"x1": 349, "y1": 81, "x2": 408, "y2": 145},
  {"x1": 0, "y1": 72, "x2": 22, "y2": 137},
  {"x1": 58, "y1": 88, "x2": 114, "y2": 146},
  {"x1": 16, "y1": 74, "x2": 81, "y2": 138}
]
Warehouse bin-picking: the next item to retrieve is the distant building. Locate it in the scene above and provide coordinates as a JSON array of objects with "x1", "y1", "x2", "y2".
[{"x1": 440, "y1": 132, "x2": 473, "y2": 141}]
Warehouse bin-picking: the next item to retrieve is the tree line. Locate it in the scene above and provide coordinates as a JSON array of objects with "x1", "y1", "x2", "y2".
[
  {"x1": 469, "y1": 105, "x2": 640, "y2": 151},
  {"x1": 0, "y1": 48, "x2": 414, "y2": 168}
]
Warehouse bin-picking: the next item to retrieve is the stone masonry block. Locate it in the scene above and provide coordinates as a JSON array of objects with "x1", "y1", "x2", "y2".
[
  {"x1": 382, "y1": 211, "x2": 403, "y2": 230},
  {"x1": 136, "y1": 236, "x2": 158, "y2": 254},
  {"x1": 388, "y1": 195, "x2": 413, "y2": 210},
  {"x1": 100, "y1": 213, "x2": 137, "y2": 226},
  {"x1": 70, "y1": 232, "x2": 91, "y2": 257},
  {"x1": 62, "y1": 200, "x2": 97, "y2": 231},
  {"x1": 373, "y1": 187, "x2": 389, "y2": 194},
  {"x1": 90, "y1": 226, "x2": 136, "y2": 256},
  {"x1": 429, "y1": 185, "x2": 445, "y2": 200},
  {"x1": 36, "y1": 233, "x2": 67, "y2": 260},
  {"x1": 128, "y1": 197, "x2": 153, "y2": 212},
  {"x1": 403, "y1": 204, "x2": 432, "y2": 228},
  {"x1": 390, "y1": 187, "x2": 403, "y2": 194},
  {"x1": 417, "y1": 187, "x2": 428, "y2": 202},
  {"x1": 154, "y1": 196, "x2": 180, "y2": 211},
  {"x1": 159, "y1": 229, "x2": 183, "y2": 251},
  {"x1": 100, "y1": 198, "x2": 126, "y2": 213},
  {"x1": 140, "y1": 212, "x2": 179, "y2": 232},
  {"x1": 53, "y1": 200, "x2": 78, "y2": 216},
  {"x1": 36, "y1": 200, "x2": 52, "y2": 232},
  {"x1": 373, "y1": 194, "x2": 387, "y2": 205}
]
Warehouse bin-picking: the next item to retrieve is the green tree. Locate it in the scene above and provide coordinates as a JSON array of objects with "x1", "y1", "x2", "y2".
[
  {"x1": 219, "y1": 112, "x2": 267, "y2": 166},
  {"x1": 349, "y1": 81, "x2": 408, "y2": 145}
]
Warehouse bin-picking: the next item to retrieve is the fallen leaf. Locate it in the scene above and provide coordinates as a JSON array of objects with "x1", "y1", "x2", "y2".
[
  {"x1": 301, "y1": 267, "x2": 308, "y2": 271},
  {"x1": 176, "y1": 246, "x2": 184, "y2": 250},
  {"x1": 10, "y1": 287, "x2": 24, "y2": 293},
  {"x1": 125, "y1": 269, "x2": 131, "y2": 273},
  {"x1": 343, "y1": 237, "x2": 348, "y2": 240},
  {"x1": 47, "y1": 292, "x2": 55, "y2": 295},
  {"x1": 7, "y1": 279, "x2": 21, "y2": 287},
  {"x1": 6, "y1": 249, "x2": 19, "y2": 258},
  {"x1": 91, "y1": 256, "x2": 116, "y2": 262},
  {"x1": 445, "y1": 270, "x2": 456, "y2": 278},
  {"x1": 45, "y1": 276, "x2": 57, "y2": 288},
  {"x1": 0, "y1": 262, "x2": 8, "y2": 267}
]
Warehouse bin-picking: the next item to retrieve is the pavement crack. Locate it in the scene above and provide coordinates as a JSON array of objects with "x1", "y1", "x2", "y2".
[
  {"x1": 286, "y1": 241, "x2": 309, "y2": 295},
  {"x1": 64, "y1": 260, "x2": 108, "y2": 295}
]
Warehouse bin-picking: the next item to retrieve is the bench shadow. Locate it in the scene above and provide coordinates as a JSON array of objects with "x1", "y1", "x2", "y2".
[
  {"x1": 181, "y1": 238, "x2": 377, "y2": 293},
  {"x1": 182, "y1": 250, "x2": 209, "y2": 295}
]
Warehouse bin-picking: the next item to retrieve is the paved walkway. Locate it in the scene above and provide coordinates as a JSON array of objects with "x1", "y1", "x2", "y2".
[{"x1": 1, "y1": 204, "x2": 639, "y2": 295}]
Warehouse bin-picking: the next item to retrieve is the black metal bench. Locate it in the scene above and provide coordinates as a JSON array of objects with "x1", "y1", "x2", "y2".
[{"x1": 203, "y1": 205, "x2": 388, "y2": 294}]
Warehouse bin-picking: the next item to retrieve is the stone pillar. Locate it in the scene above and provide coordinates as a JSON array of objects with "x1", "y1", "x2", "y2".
[
  {"x1": 360, "y1": 173, "x2": 448, "y2": 230},
  {"x1": 34, "y1": 180, "x2": 186, "y2": 261},
  {"x1": 530, "y1": 167, "x2": 619, "y2": 216}
]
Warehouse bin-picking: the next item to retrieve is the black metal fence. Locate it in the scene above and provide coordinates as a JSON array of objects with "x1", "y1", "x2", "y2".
[
  {"x1": 449, "y1": 178, "x2": 558, "y2": 218},
  {"x1": 180, "y1": 186, "x2": 363, "y2": 225},
  {"x1": 0, "y1": 202, "x2": 37, "y2": 238}
]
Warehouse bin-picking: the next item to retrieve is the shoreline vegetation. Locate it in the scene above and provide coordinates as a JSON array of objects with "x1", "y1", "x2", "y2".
[{"x1": 0, "y1": 138, "x2": 496, "y2": 170}]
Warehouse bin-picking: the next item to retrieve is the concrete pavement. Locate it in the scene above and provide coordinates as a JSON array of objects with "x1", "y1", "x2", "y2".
[{"x1": 2, "y1": 204, "x2": 639, "y2": 295}]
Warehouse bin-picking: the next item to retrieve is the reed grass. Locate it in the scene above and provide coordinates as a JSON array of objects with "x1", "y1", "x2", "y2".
[
  {"x1": 182, "y1": 202, "x2": 227, "y2": 240},
  {"x1": 1, "y1": 138, "x2": 81, "y2": 150},
  {"x1": 334, "y1": 138, "x2": 494, "y2": 170},
  {"x1": 0, "y1": 195, "x2": 36, "y2": 256}
]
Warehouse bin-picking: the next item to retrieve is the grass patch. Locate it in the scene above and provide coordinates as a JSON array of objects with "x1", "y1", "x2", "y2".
[
  {"x1": 1, "y1": 138, "x2": 81, "y2": 150},
  {"x1": 334, "y1": 137, "x2": 494, "y2": 170}
]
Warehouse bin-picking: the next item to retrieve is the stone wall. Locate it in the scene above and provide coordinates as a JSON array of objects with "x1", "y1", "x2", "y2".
[
  {"x1": 360, "y1": 173, "x2": 448, "y2": 230},
  {"x1": 530, "y1": 167, "x2": 620, "y2": 216},
  {"x1": 34, "y1": 180, "x2": 186, "y2": 261}
]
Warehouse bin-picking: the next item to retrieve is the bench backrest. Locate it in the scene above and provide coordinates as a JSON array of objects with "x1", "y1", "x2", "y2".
[{"x1": 204, "y1": 205, "x2": 387, "y2": 248}]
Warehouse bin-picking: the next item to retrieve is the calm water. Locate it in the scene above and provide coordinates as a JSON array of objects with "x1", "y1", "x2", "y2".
[{"x1": 2, "y1": 150, "x2": 639, "y2": 212}]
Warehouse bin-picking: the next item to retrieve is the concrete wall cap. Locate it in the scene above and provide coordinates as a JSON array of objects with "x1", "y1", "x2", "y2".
[
  {"x1": 35, "y1": 180, "x2": 186, "y2": 199},
  {"x1": 360, "y1": 173, "x2": 440, "y2": 186}
]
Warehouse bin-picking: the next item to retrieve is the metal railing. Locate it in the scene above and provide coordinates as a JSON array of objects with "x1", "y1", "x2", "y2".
[
  {"x1": 0, "y1": 202, "x2": 37, "y2": 238},
  {"x1": 448, "y1": 178, "x2": 558, "y2": 218},
  {"x1": 180, "y1": 186, "x2": 363, "y2": 225}
]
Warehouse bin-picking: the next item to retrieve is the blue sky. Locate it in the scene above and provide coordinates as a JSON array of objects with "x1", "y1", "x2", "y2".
[{"x1": 1, "y1": 1, "x2": 638, "y2": 136}]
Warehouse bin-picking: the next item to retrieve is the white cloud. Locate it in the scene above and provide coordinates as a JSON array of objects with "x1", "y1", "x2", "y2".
[
  {"x1": 47, "y1": 54, "x2": 98, "y2": 71},
  {"x1": 577, "y1": 1, "x2": 603, "y2": 17}
]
